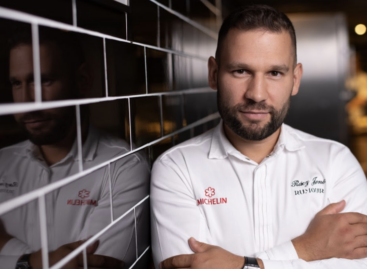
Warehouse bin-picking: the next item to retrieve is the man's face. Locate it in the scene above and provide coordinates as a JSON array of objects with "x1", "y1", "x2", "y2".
[
  {"x1": 209, "y1": 29, "x2": 303, "y2": 141},
  {"x1": 9, "y1": 43, "x2": 77, "y2": 145}
]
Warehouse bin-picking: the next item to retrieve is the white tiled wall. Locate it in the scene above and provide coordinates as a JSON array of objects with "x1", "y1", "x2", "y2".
[{"x1": 0, "y1": 1, "x2": 221, "y2": 268}]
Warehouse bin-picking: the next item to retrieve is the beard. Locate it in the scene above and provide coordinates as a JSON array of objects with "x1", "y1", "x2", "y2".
[
  {"x1": 217, "y1": 88, "x2": 290, "y2": 141},
  {"x1": 16, "y1": 107, "x2": 75, "y2": 146}
]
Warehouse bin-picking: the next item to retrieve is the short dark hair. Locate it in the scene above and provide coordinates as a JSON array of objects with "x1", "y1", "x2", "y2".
[
  {"x1": 9, "y1": 26, "x2": 85, "y2": 69},
  {"x1": 215, "y1": 5, "x2": 297, "y2": 66}
]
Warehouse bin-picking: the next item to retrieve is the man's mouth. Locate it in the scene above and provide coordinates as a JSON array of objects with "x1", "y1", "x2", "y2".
[
  {"x1": 22, "y1": 119, "x2": 51, "y2": 129},
  {"x1": 239, "y1": 110, "x2": 269, "y2": 121}
]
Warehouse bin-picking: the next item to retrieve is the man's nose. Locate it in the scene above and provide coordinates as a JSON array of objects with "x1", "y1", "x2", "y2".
[{"x1": 244, "y1": 74, "x2": 268, "y2": 103}]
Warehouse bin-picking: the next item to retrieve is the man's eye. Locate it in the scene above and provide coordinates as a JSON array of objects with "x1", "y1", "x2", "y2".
[
  {"x1": 41, "y1": 79, "x2": 52, "y2": 86},
  {"x1": 270, "y1": 71, "x2": 281, "y2": 76},
  {"x1": 10, "y1": 80, "x2": 21, "y2": 87},
  {"x1": 234, "y1": 69, "x2": 246, "y2": 74}
]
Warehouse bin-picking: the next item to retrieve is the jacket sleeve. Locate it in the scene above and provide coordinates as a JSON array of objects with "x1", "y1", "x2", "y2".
[
  {"x1": 0, "y1": 237, "x2": 33, "y2": 269},
  {"x1": 257, "y1": 146, "x2": 367, "y2": 268},
  {"x1": 0, "y1": 255, "x2": 21, "y2": 269},
  {"x1": 151, "y1": 155, "x2": 214, "y2": 269}
]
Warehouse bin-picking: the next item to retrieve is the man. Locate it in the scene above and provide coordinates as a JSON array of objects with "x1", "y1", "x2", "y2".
[
  {"x1": 151, "y1": 5, "x2": 367, "y2": 269},
  {"x1": 0, "y1": 28, "x2": 150, "y2": 268}
]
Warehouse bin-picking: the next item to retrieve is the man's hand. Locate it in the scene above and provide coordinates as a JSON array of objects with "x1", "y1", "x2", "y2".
[
  {"x1": 160, "y1": 237, "x2": 264, "y2": 269},
  {"x1": 29, "y1": 240, "x2": 124, "y2": 269},
  {"x1": 292, "y1": 200, "x2": 367, "y2": 261}
]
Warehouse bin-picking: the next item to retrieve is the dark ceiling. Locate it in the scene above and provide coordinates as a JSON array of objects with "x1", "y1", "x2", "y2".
[{"x1": 222, "y1": 0, "x2": 367, "y2": 70}]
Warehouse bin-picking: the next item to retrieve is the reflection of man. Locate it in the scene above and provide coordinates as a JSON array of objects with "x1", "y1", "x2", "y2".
[
  {"x1": 151, "y1": 5, "x2": 367, "y2": 269},
  {"x1": 0, "y1": 29, "x2": 149, "y2": 268}
]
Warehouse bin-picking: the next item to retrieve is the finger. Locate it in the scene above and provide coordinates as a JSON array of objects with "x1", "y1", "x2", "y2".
[
  {"x1": 65, "y1": 240, "x2": 85, "y2": 250},
  {"x1": 161, "y1": 254, "x2": 193, "y2": 269},
  {"x1": 86, "y1": 240, "x2": 99, "y2": 254},
  {"x1": 351, "y1": 223, "x2": 367, "y2": 236},
  {"x1": 349, "y1": 247, "x2": 367, "y2": 259},
  {"x1": 188, "y1": 237, "x2": 210, "y2": 253},
  {"x1": 316, "y1": 200, "x2": 345, "y2": 216},
  {"x1": 66, "y1": 239, "x2": 98, "y2": 252},
  {"x1": 344, "y1": 212, "x2": 367, "y2": 224},
  {"x1": 354, "y1": 235, "x2": 367, "y2": 249},
  {"x1": 86, "y1": 254, "x2": 124, "y2": 268}
]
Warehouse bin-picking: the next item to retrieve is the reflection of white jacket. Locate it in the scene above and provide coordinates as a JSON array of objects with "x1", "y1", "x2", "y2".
[
  {"x1": 0, "y1": 126, "x2": 150, "y2": 268},
  {"x1": 151, "y1": 122, "x2": 367, "y2": 269}
]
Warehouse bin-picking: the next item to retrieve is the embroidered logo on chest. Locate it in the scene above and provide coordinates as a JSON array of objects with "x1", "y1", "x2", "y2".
[
  {"x1": 197, "y1": 187, "x2": 228, "y2": 206},
  {"x1": 67, "y1": 189, "x2": 98, "y2": 206},
  {"x1": 291, "y1": 176, "x2": 326, "y2": 196},
  {"x1": 0, "y1": 179, "x2": 18, "y2": 194}
]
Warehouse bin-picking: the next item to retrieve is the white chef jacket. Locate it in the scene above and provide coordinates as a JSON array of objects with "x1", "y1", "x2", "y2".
[
  {"x1": 151, "y1": 122, "x2": 367, "y2": 269},
  {"x1": 0, "y1": 125, "x2": 150, "y2": 269}
]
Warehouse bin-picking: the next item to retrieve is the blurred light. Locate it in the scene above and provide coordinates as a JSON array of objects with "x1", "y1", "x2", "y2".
[{"x1": 355, "y1": 24, "x2": 366, "y2": 35}]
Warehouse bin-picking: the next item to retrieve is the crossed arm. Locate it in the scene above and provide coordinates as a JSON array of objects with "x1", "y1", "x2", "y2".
[{"x1": 159, "y1": 201, "x2": 367, "y2": 269}]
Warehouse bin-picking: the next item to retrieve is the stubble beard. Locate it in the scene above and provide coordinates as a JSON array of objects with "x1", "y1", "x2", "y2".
[
  {"x1": 217, "y1": 87, "x2": 291, "y2": 141},
  {"x1": 16, "y1": 107, "x2": 75, "y2": 146}
]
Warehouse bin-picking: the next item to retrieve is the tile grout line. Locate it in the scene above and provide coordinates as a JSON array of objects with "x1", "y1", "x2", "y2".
[
  {"x1": 125, "y1": 12, "x2": 128, "y2": 40},
  {"x1": 76, "y1": 105, "x2": 83, "y2": 173},
  {"x1": 168, "y1": 53, "x2": 173, "y2": 90},
  {"x1": 39, "y1": 195, "x2": 50, "y2": 269},
  {"x1": 144, "y1": 47, "x2": 148, "y2": 94},
  {"x1": 159, "y1": 95, "x2": 164, "y2": 137},
  {"x1": 103, "y1": 38, "x2": 109, "y2": 97},
  {"x1": 83, "y1": 249, "x2": 87, "y2": 269},
  {"x1": 200, "y1": 0, "x2": 221, "y2": 16},
  {"x1": 157, "y1": 6, "x2": 160, "y2": 47},
  {"x1": 31, "y1": 23, "x2": 42, "y2": 103},
  {"x1": 128, "y1": 98, "x2": 133, "y2": 151},
  {"x1": 108, "y1": 163, "x2": 114, "y2": 223},
  {"x1": 0, "y1": 87, "x2": 214, "y2": 116},
  {"x1": 134, "y1": 208, "x2": 138, "y2": 260},
  {"x1": 72, "y1": 0, "x2": 77, "y2": 26},
  {"x1": 128, "y1": 246, "x2": 150, "y2": 269}
]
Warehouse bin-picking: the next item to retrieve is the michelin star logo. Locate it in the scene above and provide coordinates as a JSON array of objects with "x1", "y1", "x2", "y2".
[
  {"x1": 78, "y1": 189, "x2": 90, "y2": 199},
  {"x1": 67, "y1": 189, "x2": 98, "y2": 206},
  {"x1": 205, "y1": 187, "x2": 215, "y2": 198},
  {"x1": 197, "y1": 187, "x2": 227, "y2": 206}
]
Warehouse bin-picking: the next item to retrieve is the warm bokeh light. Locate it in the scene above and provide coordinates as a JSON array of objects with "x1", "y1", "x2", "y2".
[{"x1": 355, "y1": 24, "x2": 366, "y2": 35}]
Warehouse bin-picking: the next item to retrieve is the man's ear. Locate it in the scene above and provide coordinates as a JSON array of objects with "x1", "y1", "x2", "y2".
[
  {"x1": 208, "y1": 56, "x2": 218, "y2": 90},
  {"x1": 76, "y1": 63, "x2": 90, "y2": 98},
  {"x1": 291, "y1": 63, "x2": 303, "y2": 96}
]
